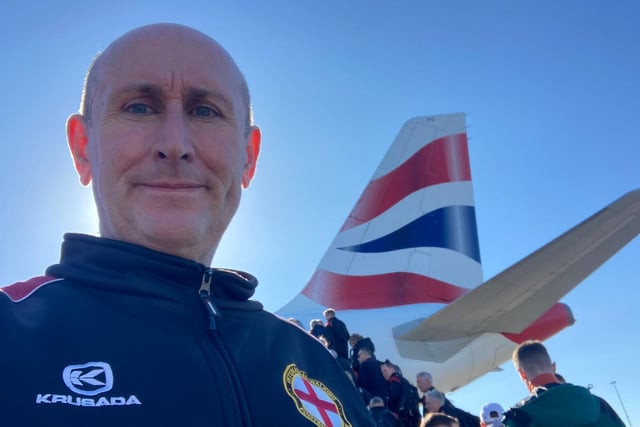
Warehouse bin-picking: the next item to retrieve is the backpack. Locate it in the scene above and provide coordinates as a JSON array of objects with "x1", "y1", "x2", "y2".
[{"x1": 397, "y1": 379, "x2": 421, "y2": 427}]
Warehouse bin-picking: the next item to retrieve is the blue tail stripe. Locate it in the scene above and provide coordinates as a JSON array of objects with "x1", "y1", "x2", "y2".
[{"x1": 338, "y1": 205, "x2": 481, "y2": 263}]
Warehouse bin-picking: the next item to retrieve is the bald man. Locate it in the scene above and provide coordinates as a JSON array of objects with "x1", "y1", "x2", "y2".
[{"x1": 0, "y1": 24, "x2": 374, "y2": 426}]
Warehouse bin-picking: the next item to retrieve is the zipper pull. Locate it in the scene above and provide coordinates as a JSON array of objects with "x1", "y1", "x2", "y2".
[{"x1": 199, "y1": 268, "x2": 221, "y2": 330}]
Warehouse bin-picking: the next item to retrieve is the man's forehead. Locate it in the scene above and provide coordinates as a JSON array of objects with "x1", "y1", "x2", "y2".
[
  {"x1": 95, "y1": 24, "x2": 241, "y2": 94},
  {"x1": 106, "y1": 23, "x2": 225, "y2": 58}
]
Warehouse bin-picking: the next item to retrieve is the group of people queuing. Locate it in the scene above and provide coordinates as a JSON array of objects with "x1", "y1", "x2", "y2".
[
  {"x1": 295, "y1": 309, "x2": 481, "y2": 427},
  {"x1": 296, "y1": 310, "x2": 627, "y2": 427}
]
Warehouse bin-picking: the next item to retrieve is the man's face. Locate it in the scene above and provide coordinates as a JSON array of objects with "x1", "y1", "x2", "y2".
[
  {"x1": 424, "y1": 396, "x2": 442, "y2": 413},
  {"x1": 68, "y1": 25, "x2": 260, "y2": 264},
  {"x1": 416, "y1": 376, "x2": 432, "y2": 392},
  {"x1": 380, "y1": 365, "x2": 393, "y2": 380}
]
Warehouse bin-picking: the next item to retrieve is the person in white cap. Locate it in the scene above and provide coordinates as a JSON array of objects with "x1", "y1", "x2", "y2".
[{"x1": 480, "y1": 403, "x2": 505, "y2": 427}]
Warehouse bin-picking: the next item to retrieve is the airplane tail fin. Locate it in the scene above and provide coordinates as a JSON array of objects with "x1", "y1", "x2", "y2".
[
  {"x1": 276, "y1": 113, "x2": 639, "y2": 389},
  {"x1": 280, "y1": 114, "x2": 481, "y2": 314}
]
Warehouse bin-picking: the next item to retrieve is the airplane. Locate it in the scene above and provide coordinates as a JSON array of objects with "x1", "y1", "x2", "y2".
[{"x1": 277, "y1": 113, "x2": 640, "y2": 393}]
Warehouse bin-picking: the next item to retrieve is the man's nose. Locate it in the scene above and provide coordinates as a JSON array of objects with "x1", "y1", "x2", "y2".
[{"x1": 155, "y1": 110, "x2": 194, "y2": 161}]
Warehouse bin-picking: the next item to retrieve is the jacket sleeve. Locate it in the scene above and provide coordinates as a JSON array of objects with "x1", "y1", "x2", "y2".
[
  {"x1": 386, "y1": 376, "x2": 403, "y2": 411},
  {"x1": 597, "y1": 396, "x2": 626, "y2": 426},
  {"x1": 323, "y1": 320, "x2": 336, "y2": 345},
  {"x1": 502, "y1": 407, "x2": 531, "y2": 427}
]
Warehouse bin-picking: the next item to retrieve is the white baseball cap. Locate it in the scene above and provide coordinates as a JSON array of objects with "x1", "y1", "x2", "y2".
[{"x1": 480, "y1": 402, "x2": 504, "y2": 424}]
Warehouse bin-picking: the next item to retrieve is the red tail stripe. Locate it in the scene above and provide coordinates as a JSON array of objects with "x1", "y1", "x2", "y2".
[
  {"x1": 341, "y1": 133, "x2": 470, "y2": 231},
  {"x1": 1, "y1": 276, "x2": 60, "y2": 302},
  {"x1": 502, "y1": 303, "x2": 575, "y2": 343},
  {"x1": 302, "y1": 270, "x2": 468, "y2": 310}
]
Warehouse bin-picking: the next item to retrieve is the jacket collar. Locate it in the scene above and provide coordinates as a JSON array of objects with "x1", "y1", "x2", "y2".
[
  {"x1": 45, "y1": 233, "x2": 262, "y2": 310},
  {"x1": 529, "y1": 373, "x2": 561, "y2": 390}
]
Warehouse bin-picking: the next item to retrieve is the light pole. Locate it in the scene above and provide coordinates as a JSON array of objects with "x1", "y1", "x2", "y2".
[{"x1": 610, "y1": 380, "x2": 632, "y2": 426}]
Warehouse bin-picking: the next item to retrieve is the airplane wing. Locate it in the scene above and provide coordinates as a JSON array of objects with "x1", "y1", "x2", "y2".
[{"x1": 394, "y1": 189, "x2": 640, "y2": 342}]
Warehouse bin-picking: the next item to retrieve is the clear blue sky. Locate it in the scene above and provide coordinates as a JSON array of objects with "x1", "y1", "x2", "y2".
[{"x1": 1, "y1": 0, "x2": 638, "y2": 422}]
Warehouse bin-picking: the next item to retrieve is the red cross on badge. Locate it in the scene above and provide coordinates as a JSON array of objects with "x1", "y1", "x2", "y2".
[{"x1": 283, "y1": 364, "x2": 351, "y2": 427}]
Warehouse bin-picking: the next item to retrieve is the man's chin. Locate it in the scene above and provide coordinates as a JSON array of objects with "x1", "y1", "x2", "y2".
[{"x1": 129, "y1": 223, "x2": 216, "y2": 262}]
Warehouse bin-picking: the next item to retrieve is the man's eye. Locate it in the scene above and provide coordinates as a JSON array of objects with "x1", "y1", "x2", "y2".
[
  {"x1": 193, "y1": 106, "x2": 220, "y2": 118},
  {"x1": 125, "y1": 103, "x2": 154, "y2": 115}
]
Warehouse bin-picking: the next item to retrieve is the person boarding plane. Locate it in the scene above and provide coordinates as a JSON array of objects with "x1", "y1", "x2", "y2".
[{"x1": 278, "y1": 113, "x2": 640, "y2": 393}]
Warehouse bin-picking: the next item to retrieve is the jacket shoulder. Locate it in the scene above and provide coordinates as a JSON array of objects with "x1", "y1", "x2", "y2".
[
  {"x1": 507, "y1": 384, "x2": 603, "y2": 426},
  {"x1": 1, "y1": 276, "x2": 61, "y2": 303}
]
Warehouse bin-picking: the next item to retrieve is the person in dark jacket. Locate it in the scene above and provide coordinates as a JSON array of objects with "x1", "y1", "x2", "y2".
[
  {"x1": 380, "y1": 362, "x2": 404, "y2": 413},
  {"x1": 369, "y1": 396, "x2": 401, "y2": 427},
  {"x1": 350, "y1": 333, "x2": 376, "y2": 375},
  {"x1": 424, "y1": 390, "x2": 480, "y2": 427},
  {"x1": 323, "y1": 308, "x2": 351, "y2": 359},
  {"x1": 309, "y1": 318, "x2": 326, "y2": 339},
  {"x1": 416, "y1": 371, "x2": 458, "y2": 419},
  {"x1": 503, "y1": 340, "x2": 624, "y2": 427},
  {"x1": 357, "y1": 348, "x2": 389, "y2": 404},
  {"x1": 421, "y1": 413, "x2": 460, "y2": 427},
  {"x1": 0, "y1": 23, "x2": 374, "y2": 427},
  {"x1": 381, "y1": 362, "x2": 422, "y2": 427}
]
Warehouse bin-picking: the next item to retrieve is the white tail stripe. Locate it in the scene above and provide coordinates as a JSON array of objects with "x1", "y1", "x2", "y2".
[
  {"x1": 332, "y1": 182, "x2": 476, "y2": 247},
  {"x1": 317, "y1": 246, "x2": 482, "y2": 289}
]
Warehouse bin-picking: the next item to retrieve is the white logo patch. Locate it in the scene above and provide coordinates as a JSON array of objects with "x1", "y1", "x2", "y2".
[
  {"x1": 35, "y1": 361, "x2": 141, "y2": 407},
  {"x1": 63, "y1": 361, "x2": 113, "y2": 396}
]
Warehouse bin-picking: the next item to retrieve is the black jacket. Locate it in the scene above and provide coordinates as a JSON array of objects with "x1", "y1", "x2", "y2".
[
  {"x1": 0, "y1": 234, "x2": 374, "y2": 426},
  {"x1": 357, "y1": 357, "x2": 389, "y2": 402},
  {"x1": 441, "y1": 403, "x2": 481, "y2": 427},
  {"x1": 369, "y1": 406, "x2": 401, "y2": 427},
  {"x1": 351, "y1": 337, "x2": 375, "y2": 373},
  {"x1": 324, "y1": 317, "x2": 350, "y2": 359}
]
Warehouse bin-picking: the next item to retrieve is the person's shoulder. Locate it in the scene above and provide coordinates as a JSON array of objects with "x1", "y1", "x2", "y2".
[
  {"x1": 531, "y1": 383, "x2": 594, "y2": 403},
  {"x1": 447, "y1": 403, "x2": 476, "y2": 417},
  {"x1": 1, "y1": 276, "x2": 62, "y2": 303},
  {"x1": 331, "y1": 316, "x2": 346, "y2": 327},
  {"x1": 503, "y1": 406, "x2": 532, "y2": 427},
  {"x1": 511, "y1": 383, "x2": 604, "y2": 425},
  {"x1": 270, "y1": 313, "x2": 340, "y2": 348},
  {"x1": 0, "y1": 276, "x2": 64, "y2": 336},
  {"x1": 595, "y1": 395, "x2": 626, "y2": 426},
  {"x1": 262, "y1": 311, "x2": 311, "y2": 331},
  {"x1": 359, "y1": 359, "x2": 381, "y2": 374}
]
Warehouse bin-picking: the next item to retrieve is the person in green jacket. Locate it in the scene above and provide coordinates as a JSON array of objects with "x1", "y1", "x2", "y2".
[{"x1": 503, "y1": 340, "x2": 625, "y2": 427}]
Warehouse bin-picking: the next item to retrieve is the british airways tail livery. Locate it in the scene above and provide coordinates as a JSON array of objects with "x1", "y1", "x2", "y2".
[{"x1": 277, "y1": 113, "x2": 640, "y2": 392}]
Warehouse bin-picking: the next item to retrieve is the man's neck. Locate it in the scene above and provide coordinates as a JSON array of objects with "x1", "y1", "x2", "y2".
[{"x1": 528, "y1": 373, "x2": 560, "y2": 391}]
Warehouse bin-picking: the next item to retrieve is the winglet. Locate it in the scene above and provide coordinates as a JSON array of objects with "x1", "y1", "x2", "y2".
[{"x1": 394, "y1": 189, "x2": 640, "y2": 342}]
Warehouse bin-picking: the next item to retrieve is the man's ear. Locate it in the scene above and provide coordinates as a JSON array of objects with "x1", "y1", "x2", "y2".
[
  {"x1": 517, "y1": 367, "x2": 528, "y2": 382},
  {"x1": 67, "y1": 114, "x2": 92, "y2": 186},
  {"x1": 241, "y1": 126, "x2": 261, "y2": 189}
]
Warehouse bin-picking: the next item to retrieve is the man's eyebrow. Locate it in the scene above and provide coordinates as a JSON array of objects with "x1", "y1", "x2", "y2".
[
  {"x1": 185, "y1": 88, "x2": 234, "y2": 111},
  {"x1": 113, "y1": 83, "x2": 164, "y2": 97}
]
